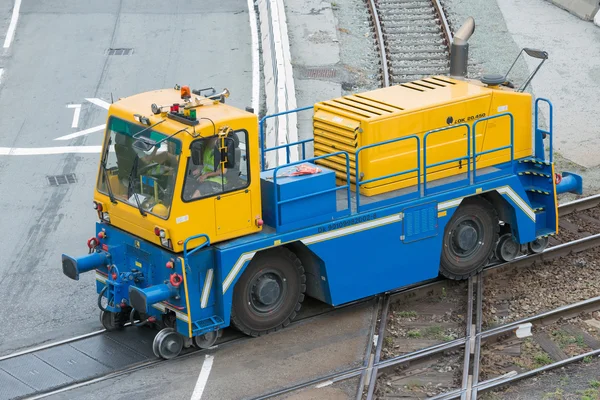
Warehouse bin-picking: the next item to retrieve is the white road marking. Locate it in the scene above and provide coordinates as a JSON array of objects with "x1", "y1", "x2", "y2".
[
  {"x1": 247, "y1": 0, "x2": 259, "y2": 113},
  {"x1": 67, "y1": 104, "x2": 82, "y2": 128},
  {"x1": 0, "y1": 146, "x2": 102, "y2": 155},
  {"x1": 190, "y1": 355, "x2": 214, "y2": 400},
  {"x1": 3, "y1": 0, "x2": 22, "y2": 48},
  {"x1": 85, "y1": 97, "x2": 111, "y2": 110},
  {"x1": 0, "y1": 68, "x2": 4, "y2": 84},
  {"x1": 54, "y1": 124, "x2": 106, "y2": 141}
]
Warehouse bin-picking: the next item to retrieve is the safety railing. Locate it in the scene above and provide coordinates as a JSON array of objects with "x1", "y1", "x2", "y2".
[
  {"x1": 423, "y1": 123, "x2": 471, "y2": 195},
  {"x1": 263, "y1": 138, "x2": 314, "y2": 171},
  {"x1": 183, "y1": 233, "x2": 211, "y2": 264},
  {"x1": 271, "y1": 152, "x2": 352, "y2": 230},
  {"x1": 535, "y1": 98, "x2": 553, "y2": 163},
  {"x1": 473, "y1": 113, "x2": 514, "y2": 183},
  {"x1": 259, "y1": 105, "x2": 314, "y2": 170},
  {"x1": 355, "y1": 135, "x2": 421, "y2": 212}
]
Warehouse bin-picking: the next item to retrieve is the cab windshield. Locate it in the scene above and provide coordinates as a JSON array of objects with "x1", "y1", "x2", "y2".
[{"x1": 98, "y1": 117, "x2": 181, "y2": 219}]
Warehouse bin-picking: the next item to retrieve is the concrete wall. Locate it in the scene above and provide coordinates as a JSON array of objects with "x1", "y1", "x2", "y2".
[{"x1": 548, "y1": 0, "x2": 600, "y2": 21}]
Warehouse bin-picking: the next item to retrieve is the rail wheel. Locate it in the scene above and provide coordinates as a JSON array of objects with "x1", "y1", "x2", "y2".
[
  {"x1": 193, "y1": 330, "x2": 221, "y2": 349},
  {"x1": 440, "y1": 197, "x2": 499, "y2": 279},
  {"x1": 230, "y1": 247, "x2": 306, "y2": 337},
  {"x1": 495, "y1": 233, "x2": 520, "y2": 262},
  {"x1": 152, "y1": 328, "x2": 183, "y2": 359},
  {"x1": 100, "y1": 310, "x2": 127, "y2": 331},
  {"x1": 528, "y1": 236, "x2": 549, "y2": 254}
]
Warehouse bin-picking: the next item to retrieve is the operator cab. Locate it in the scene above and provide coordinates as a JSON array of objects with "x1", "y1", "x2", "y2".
[{"x1": 93, "y1": 86, "x2": 263, "y2": 252}]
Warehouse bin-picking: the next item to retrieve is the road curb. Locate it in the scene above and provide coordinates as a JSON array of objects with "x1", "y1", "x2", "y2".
[{"x1": 256, "y1": 0, "x2": 299, "y2": 168}]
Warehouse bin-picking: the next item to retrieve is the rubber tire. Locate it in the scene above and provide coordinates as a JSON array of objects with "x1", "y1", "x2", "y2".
[
  {"x1": 230, "y1": 247, "x2": 306, "y2": 337},
  {"x1": 440, "y1": 197, "x2": 499, "y2": 280}
]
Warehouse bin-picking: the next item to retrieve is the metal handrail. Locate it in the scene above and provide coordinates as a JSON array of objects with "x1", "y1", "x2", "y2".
[
  {"x1": 263, "y1": 138, "x2": 314, "y2": 170},
  {"x1": 183, "y1": 233, "x2": 210, "y2": 261},
  {"x1": 355, "y1": 135, "x2": 421, "y2": 211},
  {"x1": 473, "y1": 113, "x2": 514, "y2": 182},
  {"x1": 271, "y1": 151, "x2": 352, "y2": 230},
  {"x1": 535, "y1": 98, "x2": 553, "y2": 163},
  {"x1": 259, "y1": 105, "x2": 314, "y2": 170},
  {"x1": 423, "y1": 123, "x2": 471, "y2": 194}
]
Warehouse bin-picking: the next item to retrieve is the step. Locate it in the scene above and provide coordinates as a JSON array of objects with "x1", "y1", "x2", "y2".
[
  {"x1": 530, "y1": 201, "x2": 546, "y2": 213},
  {"x1": 518, "y1": 169, "x2": 551, "y2": 178},
  {"x1": 525, "y1": 186, "x2": 551, "y2": 195},
  {"x1": 535, "y1": 228, "x2": 556, "y2": 238},
  {"x1": 518, "y1": 158, "x2": 551, "y2": 166}
]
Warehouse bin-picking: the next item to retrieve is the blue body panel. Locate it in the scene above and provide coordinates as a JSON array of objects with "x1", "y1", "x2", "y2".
[{"x1": 68, "y1": 103, "x2": 582, "y2": 340}]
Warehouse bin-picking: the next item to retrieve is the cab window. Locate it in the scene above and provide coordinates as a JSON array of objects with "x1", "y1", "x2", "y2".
[{"x1": 182, "y1": 130, "x2": 249, "y2": 201}]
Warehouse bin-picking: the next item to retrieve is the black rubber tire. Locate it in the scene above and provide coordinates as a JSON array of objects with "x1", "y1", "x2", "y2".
[
  {"x1": 440, "y1": 197, "x2": 499, "y2": 280},
  {"x1": 230, "y1": 246, "x2": 306, "y2": 337}
]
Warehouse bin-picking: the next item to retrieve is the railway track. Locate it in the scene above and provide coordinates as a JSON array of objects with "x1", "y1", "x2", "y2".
[
  {"x1": 367, "y1": 0, "x2": 453, "y2": 86},
  {"x1": 5, "y1": 195, "x2": 600, "y2": 400}
]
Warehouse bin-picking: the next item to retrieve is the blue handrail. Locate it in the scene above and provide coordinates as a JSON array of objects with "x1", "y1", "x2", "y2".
[
  {"x1": 535, "y1": 98, "x2": 553, "y2": 163},
  {"x1": 263, "y1": 138, "x2": 314, "y2": 170},
  {"x1": 271, "y1": 152, "x2": 352, "y2": 230},
  {"x1": 423, "y1": 123, "x2": 471, "y2": 194},
  {"x1": 355, "y1": 135, "x2": 421, "y2": 211},
  {"x1": 473, "y1": 113, "x2": 514, "y2": 181},
  {"x1": 183, "y1": 233, "x2": 210, "y2": 261},
  {"x1": 259, "y1": 106, "x2": 314, "y2": 170}
]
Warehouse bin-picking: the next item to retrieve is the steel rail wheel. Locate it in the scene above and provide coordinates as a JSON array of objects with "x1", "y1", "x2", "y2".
[
  {"x1": 440, "y1": 197, "x2": 499, "y2": 279},
  {"x1": 231, "y1": 247, "x2": 306, "y2": 336}
]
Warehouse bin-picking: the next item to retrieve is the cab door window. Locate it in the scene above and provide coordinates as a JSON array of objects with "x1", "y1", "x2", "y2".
[{"x1": 182, "y1": 130, "x2": 249, "y2": 201}]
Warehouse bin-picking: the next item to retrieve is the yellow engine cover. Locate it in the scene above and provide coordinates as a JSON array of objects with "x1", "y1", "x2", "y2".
[{"x1": 313, "y1": 76, "x2": 533, "y2": 196}]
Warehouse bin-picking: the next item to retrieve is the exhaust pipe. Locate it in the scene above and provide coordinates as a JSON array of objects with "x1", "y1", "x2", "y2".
[{"x1": 449, "y1": 17, "x2": 475, "y2": 78}]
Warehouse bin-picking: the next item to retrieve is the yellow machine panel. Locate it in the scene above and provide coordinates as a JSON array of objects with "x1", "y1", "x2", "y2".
[{"x1": 313, "y1": 76, "x2": 533, "y2": 196}]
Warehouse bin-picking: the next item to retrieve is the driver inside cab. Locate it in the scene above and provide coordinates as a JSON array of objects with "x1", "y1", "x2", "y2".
[{"x1": 187, "y1": 136, "x2": 227, "y2": 199}]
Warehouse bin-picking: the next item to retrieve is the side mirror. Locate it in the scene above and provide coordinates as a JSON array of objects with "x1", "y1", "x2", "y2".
[{"x1": 223, "y1": 137, "x2": 236, "y2": 168}]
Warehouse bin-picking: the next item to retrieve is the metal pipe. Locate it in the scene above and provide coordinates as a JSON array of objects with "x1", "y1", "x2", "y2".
[{"x1": 449, "y1": 17, "x2": 475, "y2": 77}]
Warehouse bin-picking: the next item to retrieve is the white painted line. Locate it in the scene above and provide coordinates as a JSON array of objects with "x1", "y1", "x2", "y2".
[
  {"x1": 3, "y1": 0, "x2": 22, "y2": 49},
  {"x1": 54, "y1": 124, "x2": 106, "y2": 141},
  {"x1": 0, "y1": 146, "x2": 102, "y2": 155},
  {"x1": 67, "y1": 104, "x2": 82, "y2": 128},
  {"x1": 190, "y1": 354, "x2": 214, "y2": 400},
  {"x1": 247, "y1": 0, "x2": 260, "y2": 114},
  {"x1": 85, "y1": 97, "x2": 111, "y2": 110}
]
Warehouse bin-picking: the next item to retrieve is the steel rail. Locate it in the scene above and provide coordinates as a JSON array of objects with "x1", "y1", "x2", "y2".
[
  {"x1": 431, "y1": 0, "x2": 453, "y2": 46},
  {"x1": 365, "y1": 0, "x2": 390, "y2": 87}
]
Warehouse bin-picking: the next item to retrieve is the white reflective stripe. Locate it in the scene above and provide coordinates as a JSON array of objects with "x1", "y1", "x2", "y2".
[
  {"x1": 438, "y1": 198, "x2": 463, "y2": 211},
  {"x1": 437, "y1": 187, "x2": 536, "y2": 221},
  {"x1": 201, "y1": 269, "x2": 214, "y2": 309},
  {"x1": 302, "y1": 214, "x2": 401, "y2": 245},
  {"x1": 152, "y1": 303, "x2": 189, "y2": 322},
  {"x1": 222, "y1": 252, "x2": 256, "y2": 294},
  {"x1": 95, "y1": 271, "x2": 107, "y2": 283},
  {"x1": 498, "y1": 187, "x2": 536, "y2": 221}
]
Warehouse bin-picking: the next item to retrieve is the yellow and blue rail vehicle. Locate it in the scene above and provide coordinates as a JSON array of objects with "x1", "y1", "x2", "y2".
[{"x1": 62, "y1": 60, "x2": 582, "y2": 359}]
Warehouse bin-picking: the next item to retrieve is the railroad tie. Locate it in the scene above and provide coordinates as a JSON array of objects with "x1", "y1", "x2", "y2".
[{"x1": 533, "y1": 332, "x2": 568, "y2": 361}]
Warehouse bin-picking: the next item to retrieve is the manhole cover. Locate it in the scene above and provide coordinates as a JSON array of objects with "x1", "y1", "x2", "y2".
[
  {"x1": 303, "y1": 68, "x2": 337, "y2": 79},
  {"x1": 47, "y1": 173, "x2": 77, "y2": 186},
  {"x1": 107, "y1": 48, "x2": 133, "y2": 56}
]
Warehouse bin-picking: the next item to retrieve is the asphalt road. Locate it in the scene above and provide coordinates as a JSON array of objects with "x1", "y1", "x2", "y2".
[{"x1": 0, "y1": 0, "x2": 254, "y2": 355}]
